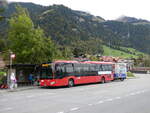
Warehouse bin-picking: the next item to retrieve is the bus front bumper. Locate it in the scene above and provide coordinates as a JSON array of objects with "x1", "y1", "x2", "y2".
[{"x1": 40, "y1": 80, "x2": 57, "y2": 86}]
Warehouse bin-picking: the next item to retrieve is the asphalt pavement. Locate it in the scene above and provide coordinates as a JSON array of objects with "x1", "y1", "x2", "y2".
[{"x1": 0, "y1": 74, "x2": 150, "y2": 113}]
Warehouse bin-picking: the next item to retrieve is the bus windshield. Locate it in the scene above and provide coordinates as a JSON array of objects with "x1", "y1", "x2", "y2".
[
  {"x1": 40, "y1": 65, "x2": 53, "y2": 79},
  {"x1": 115, "y1": 63, "x2": 127, "y2": 74}
]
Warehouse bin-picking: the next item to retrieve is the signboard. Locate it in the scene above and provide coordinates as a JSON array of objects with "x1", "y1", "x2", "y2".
[
  {"x1": 98, "y1": 71, "x2": 112, "y2": 75},
  {"x1": 42, "y1": 64, "x2": 51, "y2": 67},
  {"x1": 11, "y1": 54, "x2": 15, "y2": 59}
]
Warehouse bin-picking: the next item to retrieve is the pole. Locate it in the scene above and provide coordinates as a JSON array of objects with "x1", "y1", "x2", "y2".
[{"x1": 7, "y1": 51, "x2": 12, "y2": 89}]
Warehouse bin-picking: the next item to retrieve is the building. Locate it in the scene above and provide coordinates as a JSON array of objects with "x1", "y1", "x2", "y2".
[
  {"x1": 0, "y1": 56, "x2": 5, "y2": 69},
  {"x1": 7, "y1": 64, "x2": 37, "y2": 86}
]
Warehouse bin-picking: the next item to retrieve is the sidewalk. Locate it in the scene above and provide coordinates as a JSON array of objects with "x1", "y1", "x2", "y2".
[{"x1": 0, "y1": 86, "x2": 39, "y2": 94}]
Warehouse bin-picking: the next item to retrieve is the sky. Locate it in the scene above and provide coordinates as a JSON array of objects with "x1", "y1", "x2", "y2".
[{"x1": 7, "y1": 0, "x2": 150, "y2": 20}]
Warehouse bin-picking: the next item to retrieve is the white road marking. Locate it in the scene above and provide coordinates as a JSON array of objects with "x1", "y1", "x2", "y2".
[
  {"x1": 47, "y1": 92, "x2": 55, "y2": 95},
  {"x1": 124, "y1": 90, "x2": 148, "y2": 97},
  {"x1": 88, "y1": 104, "x2": 93, "y2": 106},
  {"x1": 135, "y1": 91, "x2": 141, "y2": 94},
  {"x1": 57, "y1": 111, "x2": 64, "y2": 113},
  {"x1": 36, "y1": 92, "x2": 55, "y2": 97},
  {"x1": 105, "y1": 98, "x2": 113, "y2": 102},
  {"x1": 98, "y1": 100, "x2": 104, "y2": 104},
  {"x1": 70, "y1": 107, "x2": 79, "y2": 111},
  {"x1": 27, "y1": 95, "x2": 35, "y2": 98},
  {"x1": 141, "y1": 90, "x2": 147, "y2": 93},
  {"x1": 130, "y1": 93, "x2": 136, "y2": 96},
  {"x1": 0, "y1": 107, "x2": 13, "y2": 112},
  {"x1": 5, "y1": 107, "x2": 13, "y2": 110}
]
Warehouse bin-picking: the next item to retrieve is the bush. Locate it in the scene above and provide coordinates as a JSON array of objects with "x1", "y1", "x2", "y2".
[
  {"x1": 0, "y1": 71, "x2": 6, "y2": 85},
  {"x1": 127, "y1": 71, "x2": 135, "y2": 77}
]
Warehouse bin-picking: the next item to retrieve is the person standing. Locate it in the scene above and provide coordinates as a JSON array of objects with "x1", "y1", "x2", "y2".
[
  {"x1": 10, "y1": 72, "x2": 17, "y2": 90},
  {"x1": 28, "y1": 73, "x2": 34, "y2": 85}
]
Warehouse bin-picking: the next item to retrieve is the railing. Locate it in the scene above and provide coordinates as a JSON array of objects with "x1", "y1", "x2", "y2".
[{"x1": 130, "y1": 67, "x2": 150, "y2": 73}]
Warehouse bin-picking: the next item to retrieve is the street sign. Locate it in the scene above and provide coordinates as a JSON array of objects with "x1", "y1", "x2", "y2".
[{"x1": 11, "y1": 54, "x2": 15, "y2": 59}]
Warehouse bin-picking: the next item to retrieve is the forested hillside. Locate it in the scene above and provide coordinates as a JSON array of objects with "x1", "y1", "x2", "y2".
[
  {"x1": 103, "y1": 21, "x2": 150, "y2": 53},
  {"x1": 0, "y1": 2, "x2": 150, "y2": 55}
]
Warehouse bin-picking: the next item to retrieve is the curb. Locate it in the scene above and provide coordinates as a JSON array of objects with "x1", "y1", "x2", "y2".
[
  {"x1": 0, "y1": 86, "x2": 39, "y2": 94},
  {"x1": 126, "y1": 76, "x2": 138, "y2": 79}
]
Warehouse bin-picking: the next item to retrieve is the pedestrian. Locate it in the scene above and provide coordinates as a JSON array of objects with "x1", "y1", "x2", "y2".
[
  {"x1": 10, "y1": 72, "x2": 17, "y2": 90},
  {"x1": 34, "y1": 75, "x2": 40, "y2": 86},
  {"x1": 28, "y1": 73, "x2": 34, "y2": 85}
]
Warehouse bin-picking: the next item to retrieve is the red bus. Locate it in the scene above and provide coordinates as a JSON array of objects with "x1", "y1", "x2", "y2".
[{"x1": 39, "y1": 60, "x2": 114, "y2": 87}]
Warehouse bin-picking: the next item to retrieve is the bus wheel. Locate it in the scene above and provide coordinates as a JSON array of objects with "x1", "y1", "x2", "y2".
[
  {"x1": 120, "y1": 78, "x2": 124, "y2": 81},
  {"x1": 68, "y1": 79, "x2": 74, "y2": 87},
  {"x1": 101, "y1": 77, "x2": 105, "y2": 84}
]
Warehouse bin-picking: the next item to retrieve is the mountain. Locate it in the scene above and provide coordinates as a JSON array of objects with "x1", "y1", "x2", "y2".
[
  {"x1": 102, "y1": 20, "x2": 150, "y2": 53},
  {"x1": 36, "y1": 4, "x2": 121, "y2": 45},
  {"x1": 0, "y1": 2, "x2": 45, "y2": 36},
  {"x1": 0, "y1": 2, "x2": 150, "y2": 55}
]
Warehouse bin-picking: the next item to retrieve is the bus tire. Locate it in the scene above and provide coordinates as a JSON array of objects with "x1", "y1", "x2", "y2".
[
  {"x1": 101, "y1": 77, "x2": 105, "y2": 84},
  {"x1": 120, "y1": 78, "x2": 124, "y2": 81},
  {"x1": 68, "y1": 79, "x2": 74, "y2": 87}
]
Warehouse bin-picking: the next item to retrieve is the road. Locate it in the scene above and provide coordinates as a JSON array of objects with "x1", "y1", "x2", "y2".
[{"x1": 0, "y1": 74, "x2": 150, "y2": 113}]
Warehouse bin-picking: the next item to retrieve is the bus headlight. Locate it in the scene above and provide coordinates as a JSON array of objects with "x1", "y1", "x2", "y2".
[
  {"x1": 41, "y1": 80, "x2": 44, "y2": 82},
  {"x1": 50, "y1": 81, "x2": 55, "y2": 85}
]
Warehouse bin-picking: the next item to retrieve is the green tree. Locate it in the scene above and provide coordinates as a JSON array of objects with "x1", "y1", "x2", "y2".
[
  {"x1": 0, "y1": 0, "x2": 7, "y2": 21},
  {"x1": 59, "y1": 46, "x2": 73, "y2": 59},
  {"x1": 0, "y1": 8, "x2": 5, "y2": 21},
  {"x1": 0, "y1": 0, "x2": 8, "y2": 51},
  {"x1": 8, "y1": 5, "x2": 59, "y2": 64},
  {"x1": 72, "y1": 39, "x2": 104, "y2": 57},
  {"x1": 142, "y1": 55, "x2": 150, "y2": 67},
  {"x1": 0, "y1": 38, "x2": 5, "y2": 51}
]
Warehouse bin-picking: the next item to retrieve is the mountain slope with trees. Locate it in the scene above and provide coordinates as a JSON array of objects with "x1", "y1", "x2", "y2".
[
  {"x1": 102, "y1": 21, "x2": 150, "y2": 53},
  {"x1": 0, "y1": 2, "x2": 150, "y2": 57},
  {"x1": 8, "y1": 5, "x2": 62, "y2": 64}
]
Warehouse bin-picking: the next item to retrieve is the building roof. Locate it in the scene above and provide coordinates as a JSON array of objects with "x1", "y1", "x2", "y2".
[
  {"x1": 6, "y1": 64, "x2": 36, "y2": 69},
  {"x1": 0, "y1": 56, "x2": 5, "y2": 69}
]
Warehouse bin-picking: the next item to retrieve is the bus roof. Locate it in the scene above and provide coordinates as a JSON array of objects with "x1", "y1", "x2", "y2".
[
  {"x1": 83, "y1": 61, "x2": 114, "y2": 64},
  {"x1": 54, "y1": 60, "x2": 79, "y2": 64},
  {"x1": 53, "y1": 60, "x2": 114, "y2": 64}
]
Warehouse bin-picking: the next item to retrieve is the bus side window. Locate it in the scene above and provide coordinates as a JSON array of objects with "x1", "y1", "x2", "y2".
[
  {"x1": 89, "y1": 64, "x2": 93, "y2": 72},
  {"x1": 108, "y1": 65, "x2": 112, "y2": 71},
  {"x1": 102, "y1": 64, "x2": 105, "y2": 71},
  {"x1": 55, "y1": 64, "x2": 65, "y2": 78},
  {"x1": 74, "y1": 64, "x2": 79, "y2": 72},
  {"x1": 65, "y1": 63, "x2": 74, "y2": 73},
  {"x1": 104, "y1": 65, "x2": 108, "y2": 71},
  {"x1": 80, "y1": 64, "x2": 86, "y2": 76},
  {"x1": 99, "y1": 64, "x2": 102, "y2": 71},
  {"x1": 75, "y1": 64, "x2": 84, "y2": 76},
  {"x1": 95, "y1": 64, "x2": 99, "y2": 71},
  {"x1": 55, "y1": 65, "x2": 62, "y2": 73},
  {"x1": 83, "y1": 64, "x2": 89, "y2": 75}
]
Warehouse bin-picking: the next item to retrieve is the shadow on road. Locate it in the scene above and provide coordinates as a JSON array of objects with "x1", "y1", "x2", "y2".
[{"x1": 39, "y1": 80, "x2": 123, "y2": 90}]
